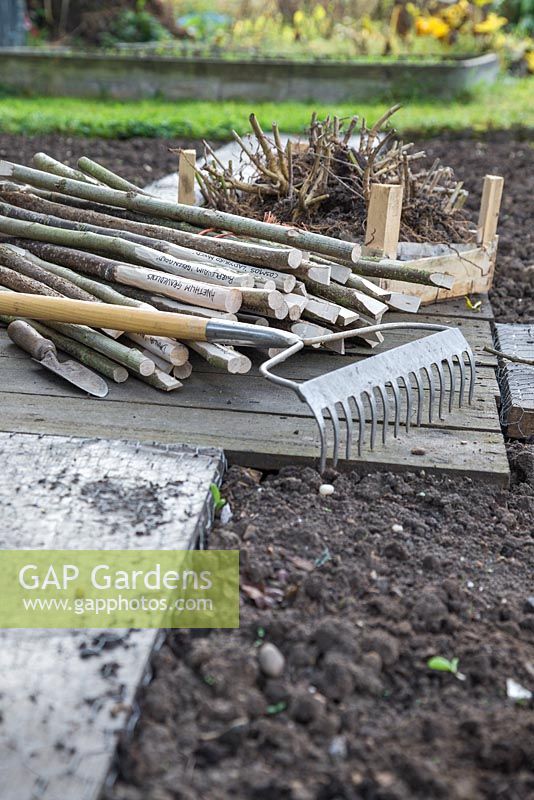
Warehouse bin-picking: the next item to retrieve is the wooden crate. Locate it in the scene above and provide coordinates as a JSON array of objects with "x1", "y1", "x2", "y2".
[
  {"x1": 363, "y1": 175, "x2": 504, "y2": 305},
  {"x1": 177, "y1": 150, "x2": 504, "y2": 306}
]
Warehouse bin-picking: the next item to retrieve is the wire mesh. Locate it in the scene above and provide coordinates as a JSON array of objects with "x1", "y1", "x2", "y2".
[{"x1": 494, "y1": 323, "x2": 534, "y2": 441}]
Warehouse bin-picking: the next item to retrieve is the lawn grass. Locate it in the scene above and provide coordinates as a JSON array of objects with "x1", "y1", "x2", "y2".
[{"x1": 0, "y1": 77, "x2": 532, "y2": 139}]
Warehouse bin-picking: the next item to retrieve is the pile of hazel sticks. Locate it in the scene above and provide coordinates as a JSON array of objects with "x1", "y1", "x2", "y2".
[{"x1": 0, "y1": 153, "x2": 454, "y2": 392}]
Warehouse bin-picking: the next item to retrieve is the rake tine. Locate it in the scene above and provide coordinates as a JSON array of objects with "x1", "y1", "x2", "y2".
[
  {"x1": 391, "y1": 380, "x2": 401, "y2": 438},
  {"x1": 467, "y1": 349, "x2": 476, "y2": 403},
  {"x1": 311, "y1": 407, "x2": 328, "y2": 473},
  {"x1": 402, "y1": 376, "x2": 413, "y2": 433},
  {"x1": 413, "y1": 369, "x2": 424, "y2": 426},
  {"x1": 354, "y1": 395, "x2": 365, "y2": 456},
  {"x1": 422, "y1": 366, "x2": 435, "y2": 423},
  {"x1": 436, "y1": 361, "x2": 445, "y2": 419},
  {"x1": 445, "y1": 356, "x2": 456, "y2": 412},
  {"x1": 458, "y1": 354, "x2": 466, "y2": 407},
  {"x1": 378, "y1": 385, "x2": 389, "y2": 445},
  {"x1": 341, "y1": 398, "x2": 353, "y2": 460},
  {"x1": 366, "y1": 390, "x2": 378, "y2": 450},
  {"x1": 328, "y1": 405, "x2": 342, "y2": 468}
]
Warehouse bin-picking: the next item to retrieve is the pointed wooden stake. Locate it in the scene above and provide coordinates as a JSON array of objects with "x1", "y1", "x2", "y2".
[
  {"x1": 364, "y1": 183, "x2": 403, "y2": 259},
  {"x1": 178, "y1": 149, "x2": 197, "y2": 205},
  {"x1": 477, "y1": 175, "x2": 504, "y2": 246}
]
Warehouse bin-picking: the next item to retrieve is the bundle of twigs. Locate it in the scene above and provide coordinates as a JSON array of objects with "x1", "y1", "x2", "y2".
[
  {"x1": 196, "y1": 108, "x2": 473, "y2": 244},
  {"x1": 0, "y1": 150, "x2": 457, "y2": 394}
]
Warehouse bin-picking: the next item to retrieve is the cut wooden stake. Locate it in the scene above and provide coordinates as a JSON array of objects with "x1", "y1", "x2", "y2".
[
  {"x1": 126, "y1": 332, "x2": 189, "y2": 366},
  {"x1": 135, "y1": 346, "x2": 174, "y2": 374},
  {"x1": 190, "y1": 341, "x2": 252, "y2": 374},
  {"x1": 477, "y1": 175, "x2": 504, "y2": 246},
  {"x1": 284, "y1": 293, "x2": 308, "y2": 321},
  {"x1": 304, "y1": 297, "x2": 341, "y2": 325},
  {"x1": 336, "y1": 306, "x2": 361, "y2": 327},
  {"x1": 178, "y1": 149, "x2": 197, "y2": 205},
  {"x1": 173, "y1": 361, "x2": 193, "y2": 380},
  {"x1": 364, "y1": 183, "x2": 403, "y2": 259},
  {"x1": 136, "y1": 366, "x2": 182, "y2": 391},
  {"x1": 291, "y1": 321, "x2": 345, "y2": 355}
]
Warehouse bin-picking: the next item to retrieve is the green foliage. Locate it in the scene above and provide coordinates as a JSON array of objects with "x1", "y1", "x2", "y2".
[
  {"x1": 427, "y1": 656, "x2": 460, "y2": 674},
  {"x1": 209, "y1": 482, "x2": 227, "y2": 513},
  {"x1": 99, "y1": 7, "x2": 172, "y2": 46},
  {"x1": 0, "y1": 80, "x2": 531, "y2": 139},
  {"x1": 498, "y1": 0, "x2": 534, "y2": 33}
]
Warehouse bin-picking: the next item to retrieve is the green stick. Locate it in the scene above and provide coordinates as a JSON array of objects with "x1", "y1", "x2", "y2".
[
  {"x1": 0, "y1": 160, "x2": 360, "y2": 263},
  {"x1": 77, "y1": 157, "x2": 146, "y2": 194}
]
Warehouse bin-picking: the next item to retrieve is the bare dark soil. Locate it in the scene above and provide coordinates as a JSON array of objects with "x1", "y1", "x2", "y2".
[{"x1": 1, "y1": 133, "x2": 532, "y2": 800}]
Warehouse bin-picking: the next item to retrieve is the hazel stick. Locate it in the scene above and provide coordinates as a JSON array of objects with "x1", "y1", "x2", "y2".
[
  {"x1": 0, "y1": 243, "x2": 97, "y2": 302},
  {"x1": 0, "y1": 161, "x2": 361, "y2": 263},
  {"x1": 32, "y1": 153, "x2": 98, "y2": 185},
  {"x1": 126, "y1": 332, "x2": 189, "y2": 366},
  {"x1": 77, "y1": 157, "x2": 146, "y2": 194},
  {"x1": 1, "y1": 184, "x2": 305, "y2": 269},
  {"x1": 173, "y1": 361, "x2": 193, "y2": 380},
  {"x1": 136, "y1": 367, "x2": 182, "y2": 392},
  {"x1": 2, "y1": 189, "x2": 307, "y2": 284},
  {"x1": 190, "y1": 341, "x2": 252, "y2": 374},
  {"x1": 0, "y1": 195, "x2": 258, "y2": 286},
  {"x1": 3, "y1": 242, "x2": 153, "y2": 309},
  {"x1": 0, "y1": 210, "x2": 250, "y2": 291},
  {"x1": 304, "y1": 277, "x2": 387, "y2": 320},
  {"x1": 0, "y1": 221, "x2": 242, "y2": 313}
]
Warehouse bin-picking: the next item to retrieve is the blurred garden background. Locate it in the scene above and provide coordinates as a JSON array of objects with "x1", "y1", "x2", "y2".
[{"x1": 0, "y1": 0, "x2": 532, "y2": 138}]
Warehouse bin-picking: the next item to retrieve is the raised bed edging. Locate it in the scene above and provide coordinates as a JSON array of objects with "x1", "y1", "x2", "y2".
[{"x1": 0, "y1": 48, "x2": 499, "y2": 102}]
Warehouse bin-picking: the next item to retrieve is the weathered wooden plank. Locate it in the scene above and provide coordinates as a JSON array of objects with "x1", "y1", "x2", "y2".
[
  {"x1": 494, "y1": 323, "x2": 534, "y2": 438},
  {"x1": 0, "y1": 433, "x2": 224, "y2": 800},
  {"x1": 421, "y1": 293, "x2": 494, "y2": 321},
  {"x1": 0, "y1": 395, "x2": 509, "y2": 483},
  {"x1": 0, "y1": 358, "x2": 502, "y2": 432}
]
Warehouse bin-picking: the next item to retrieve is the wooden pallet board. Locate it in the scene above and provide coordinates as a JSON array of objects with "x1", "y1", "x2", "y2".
[
  {"x1": 0, "y1": 433, "x2": 224, "y2": 800},
  {"x1": 0, "y1": 306, "x2": 509, "y2": 484}
]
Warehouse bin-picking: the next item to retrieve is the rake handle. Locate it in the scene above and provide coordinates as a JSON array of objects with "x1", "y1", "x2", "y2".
[{"x1": 0, "y1": 293, "x2": 209, "y2": 341}]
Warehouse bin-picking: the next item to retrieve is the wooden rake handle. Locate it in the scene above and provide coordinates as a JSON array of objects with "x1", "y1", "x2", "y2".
[{"x1": 0, "y1": 293, "x2": 209, "y2": 340}]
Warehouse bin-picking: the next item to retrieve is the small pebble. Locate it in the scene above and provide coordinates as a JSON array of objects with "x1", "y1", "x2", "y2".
[
  {"x1": 523, "y1": 596, "x2": 534, "y2": 614},
  {"x1": 328, "y1": 735, "x2": 348, "y2": 759},
  {"x1": 319, "y1": 484, "x2": 335, "y2": 497},
  {"x1": 411, "y1": 447, "x2": 426, "y2": 456},
  {"x1": 258, "y1": 642, "x2": 285, "y2": 678},
  {"x1": 391, "y1": 523, "x2": 403, "y2": 534}
]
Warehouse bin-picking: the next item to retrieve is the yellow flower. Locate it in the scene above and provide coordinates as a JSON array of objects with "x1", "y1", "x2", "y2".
[
  {"x1": 441, "y1": 3, "x2": 467, "y2": 29},
  {"x1": 474, "y1": 0, "x2": 493, "y2": 6},
  {"x1": 474, "y1": 13, "x2": 508, "y2": 34},
  {"x1": 312, "y1": 5, "x2": 326, "y2": 22},
  {"x1": 526, "y1": 51, "x2": 534, "y2": 73},
  {"x1": 415, "y1": 15, "x2": 451, "y2": 39},
  {"x1": 293, "y1": 10, "x2": 305, "y2": 26}
]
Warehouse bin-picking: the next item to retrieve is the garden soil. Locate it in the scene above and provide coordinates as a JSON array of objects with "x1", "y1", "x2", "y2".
[{"x1": 1, "y1": 133, "x2": 532, "y2": 800}]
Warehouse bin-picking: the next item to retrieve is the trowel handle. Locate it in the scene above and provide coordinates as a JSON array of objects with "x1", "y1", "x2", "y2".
[{"x1": 7, "y1": 320, "x2": 57, "y2": 361}]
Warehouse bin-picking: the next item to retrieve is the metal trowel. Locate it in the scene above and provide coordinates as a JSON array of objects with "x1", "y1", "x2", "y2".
[{"x1": 7, "y1": 319, "x2": 108, "y2": 397}]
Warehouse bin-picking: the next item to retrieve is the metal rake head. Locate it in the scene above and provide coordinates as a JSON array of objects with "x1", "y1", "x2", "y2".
[{"x1": 261, "y1": 325, "x2": 476, "y2": 473}]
